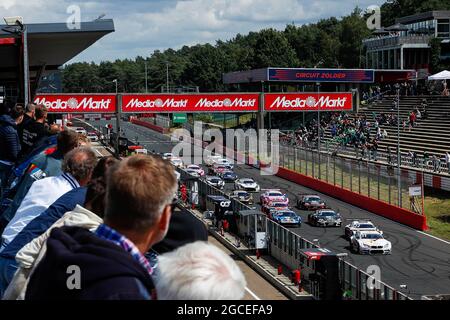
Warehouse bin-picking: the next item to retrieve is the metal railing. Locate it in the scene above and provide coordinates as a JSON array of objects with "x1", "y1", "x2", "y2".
[{"x1": 177, "y1": 165, "x2": 412, "y2": 300}]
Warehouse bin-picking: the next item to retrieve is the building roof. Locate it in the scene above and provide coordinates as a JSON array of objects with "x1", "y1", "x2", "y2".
[
  {"x1": 0, "y1": 19, "x2": 115, "y2": 83},
  {"x1": 396, "y1": 11, "x2": 450, "y2": 24}
]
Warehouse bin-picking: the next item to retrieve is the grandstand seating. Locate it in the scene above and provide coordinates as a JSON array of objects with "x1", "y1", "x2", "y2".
[{"x1": 324, "y1": 96, "x2": 450, "y2": 157}]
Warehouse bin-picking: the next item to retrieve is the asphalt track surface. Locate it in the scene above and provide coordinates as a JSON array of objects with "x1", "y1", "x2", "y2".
[{"x1": 88, "y1": 119, "x2": 450, "y2": 299}]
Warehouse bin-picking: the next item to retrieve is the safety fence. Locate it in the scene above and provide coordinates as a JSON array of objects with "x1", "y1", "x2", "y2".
[
  {"x1": 176, "y1": 166, "x2": 411, "y2": 300},
  {"x1": 278, "y1": 144, "x2": 415, "y2": 212}
]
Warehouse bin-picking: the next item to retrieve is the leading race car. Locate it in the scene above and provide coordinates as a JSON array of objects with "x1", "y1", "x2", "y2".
[
  {"x1": 260, "y1": 189, "x2": 289, "y2": 206},
  {"x1": 234, "y1": 178, "x2": 260, "y2": 192},
  {"x1": 162, "y1": 152, "x2": 174, "y2": 160},
  {"x1": 307, "y1": 209, "x2": 342, "y2": 227},
  {"x1": 204, "y1": 175, "x2": 225, "y2": 189},
  {"x1": 186, "y1": 164, "x2": 205, "y2": 176},
  {"x1": 297, "y1": 194, "x2": 326, "y2": 210},
  {"x1": 344, "y1": 220, "x2": 382, "y2": 239},
  {"x1": 271, "y1": 210, "x2": 301, "y2": 227},
  {"x1": 350, "y1": 231, "x2": 392, "y2": 255}
]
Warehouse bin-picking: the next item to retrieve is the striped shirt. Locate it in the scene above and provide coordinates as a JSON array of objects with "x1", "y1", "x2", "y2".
[{"x1": 94, "y1": 224, "x2": 154, "y2": 276}]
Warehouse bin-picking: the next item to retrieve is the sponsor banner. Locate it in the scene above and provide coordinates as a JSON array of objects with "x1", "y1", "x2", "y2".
[
  {"x1": 268, "y1": 68, "x2": 374, "y2": 83},
  {"x1": 121, "y1": 94, "x2": 259, "y2": 113},
  {"x1": 264, "y1": 93, "x2": 353, "y2": 112},
  {"x1": 34, "y1": 94, "x2": 116, "y2": 113}
]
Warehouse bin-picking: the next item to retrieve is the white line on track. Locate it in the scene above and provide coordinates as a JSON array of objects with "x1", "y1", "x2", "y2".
[
  {"x1": 245, "y1": 287, "x2": 261, "y2": 300},
  {"x1": 416, "y1": 231, "x2": 450, "y2": 245}
]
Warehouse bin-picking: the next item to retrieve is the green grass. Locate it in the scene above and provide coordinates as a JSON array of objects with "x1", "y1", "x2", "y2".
[{"x1": 423, "y1": 188, "x2": 450, "y2": 241}]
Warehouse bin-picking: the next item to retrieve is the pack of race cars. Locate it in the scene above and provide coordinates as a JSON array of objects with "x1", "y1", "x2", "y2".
[{"x1": 170, "y1": 153, "x2": 391, "y2": 255}]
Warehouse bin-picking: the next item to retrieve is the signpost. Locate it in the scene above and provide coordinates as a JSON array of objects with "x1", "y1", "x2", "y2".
[{"x1": 173, "y1": 113, "x2": 187, "y2": 123}]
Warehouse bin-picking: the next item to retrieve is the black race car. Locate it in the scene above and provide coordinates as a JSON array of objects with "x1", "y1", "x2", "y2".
[{"x1": 307, "y1": 209, "x2": 342, "y2": 227}]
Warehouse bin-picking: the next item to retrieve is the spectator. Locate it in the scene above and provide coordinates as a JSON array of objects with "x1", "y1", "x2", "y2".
[
  {"x1": 154, "y1": 241, "x2": 246, "y2": 300},
  {"x1": 423, "y1": 151, "x2": 430, "y2": 169},
  {"x1": 0, "y1": 130, "x2": 79, "y2": 231},
  {"x1": 0, "y1": 157, "x2": 117, "y2": 297},
  {"x1": 17, "y1": 104, "x2": 36, "y2": 145},
  {"x1": 446, "y1": 152, "x2": 450, "y2": 173},
  {"x1": 24, "y1": 154, "x2": 177, "y2": 300},
  {"x1": 2, "y1": 176, "x2": 107, "y2": 300},
  {"x1": 433, "y1": 155, "x2": 441, "y2": 173},
  {"x1": 20, "y1": 105, "x2": 51, "y2": 159},
  {"x1": 0, "y1": 105, "x2": 24, "y2": 196}
]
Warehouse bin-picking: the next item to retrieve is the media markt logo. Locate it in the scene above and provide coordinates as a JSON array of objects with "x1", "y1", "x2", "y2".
[
  {"x1": 223, "y1": 98, "x2": 232, "y2": 107},
  {"x1": 305, "y1": 96, "x2": 316, "y2": 107},
  {"x1": 67, "y1": 98, "x2": 78, "y2": 110}
]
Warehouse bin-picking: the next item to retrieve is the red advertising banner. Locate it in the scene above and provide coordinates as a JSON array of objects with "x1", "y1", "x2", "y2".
[
  {"x1": 121, "y1": 94, "x2": 259, "y2": 113},
  {"x1": 34, "y1": 94, "x2": 116, "y2": 113},
  {"x1": 264, "y1": 92, "x2": 353, "y2": 112}
]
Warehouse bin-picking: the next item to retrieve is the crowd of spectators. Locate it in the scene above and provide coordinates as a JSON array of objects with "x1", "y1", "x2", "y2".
[{"x1": 0, "y1": 102, "x2": 246, "y2": 300}]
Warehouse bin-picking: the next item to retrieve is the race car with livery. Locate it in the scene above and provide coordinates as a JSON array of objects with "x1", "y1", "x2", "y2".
[
  {"x1": 219, "y1": 170, "x2": 238, "y2": 182},
  {"x1": 204, "y1": 175, "x2": 225, "y2": 189},
  {"x1": 271, "y1": 210, "x2": 301, "y2": 227},
  {"x1": 297, "y1": 194, "x2": 326, "y2": 210},
  {"x1": 229, "y1": 190, "x2": 254, "y2": 204},
  {"x1": 307, "y1": 209, "x2": 342, "y2": 227},
  {"x1": 234, "y1": 178, "x2": 260, "y2": 192},
  {"x1": 186, "y1": 164, "x2": 205, "y2": 176},
  {"x1": 344, "y1": 220, "x2": 382, "y2": 239},
  {"x1": 262, "y1": 201, "x2": 289, "y2": 216},
  {"x1": 260, "y1": 189, "x2": 289, "y2": 206},
  {"x1": 350, "y1": 231, "x2": 391, "y2": 255}
]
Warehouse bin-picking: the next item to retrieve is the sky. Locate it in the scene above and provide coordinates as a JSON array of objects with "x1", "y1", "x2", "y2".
[{"x1": 0, "y1": 0, "x2": 385, "y2": 64}]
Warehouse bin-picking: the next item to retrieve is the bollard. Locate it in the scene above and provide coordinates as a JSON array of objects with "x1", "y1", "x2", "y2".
[
  {"x1": 220, "y1": 227, "x2": 224, "y2": 236},
  {"x1": 277, "y1": 264, "x2": 282, "y2": 275},
  {"x1": 256, "y1": 249, "x2": 261, "y2": 259},
  {"x1": 191, "y1": 203, "x2": 195, "y2": 210}
]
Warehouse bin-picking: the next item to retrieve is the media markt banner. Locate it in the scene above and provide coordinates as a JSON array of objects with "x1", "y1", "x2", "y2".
[
  {"x1": 34, "y1": 94, "x2": 116, "y2": 113},
  {"x1": 264, "y1": 92, "x2": 353, "y2": 112},
  {"x1": 121, "y1": 94, "x2": 259, "y2": 113},
  {"x1": 173, "y1": 113, "x2": 187, "y2": 123}
]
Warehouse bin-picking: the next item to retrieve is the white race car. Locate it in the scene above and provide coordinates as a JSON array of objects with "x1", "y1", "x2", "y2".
[
  {"x1": 350, "y1": 231, "x2": 391, "y2": 255},
  {"x1": 162, "y1": 152, "x2": 174, "y2": 160},
  {"x1": 186, "y1": 164, "x2": 205, "y2": 176},
  {"x1": 234, "y1": 178, "x2": 260, "y2": 192},
  {"x1": 170, "y1": 157, "x2": 184, "y2": 168},
  {"x1": 213, "y1": 158, "x2": 234, "y2": 169},
  {"x1": 185, "y1": 169, "x2": 201, "y2": 178},
  {"x1": 344, "y1": 220, "x2": 382, "y2": 239},
  {"x1": 205, "y1": 176, "x2": 225, "y2": 189},
  {"x1": 205, "y1": 154, "x2": 222, "y2": 166}
]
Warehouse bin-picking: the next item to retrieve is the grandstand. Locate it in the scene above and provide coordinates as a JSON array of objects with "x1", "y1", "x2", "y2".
[{"x1": 323, "y1": 96, "x2": 450, "y2": 157}]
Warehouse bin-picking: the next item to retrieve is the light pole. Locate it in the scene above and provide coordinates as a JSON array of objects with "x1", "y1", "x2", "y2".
[
  {"x1": 166, "y1": 61, "x2": 169, "y2": 93},
  {"x1": 395, "y1": 84, "x2": 402, "y2": 207},
  {"x1": 144, "y1": 61, "x2": 148, "y2": 93},
  {"x1": 112, "y1": 79, "x2": 120, "y2": 158}
]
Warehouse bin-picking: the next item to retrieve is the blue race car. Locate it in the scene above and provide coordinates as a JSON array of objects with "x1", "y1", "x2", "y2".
[{"x1": 272, "y1": 210, "x2": 302, "y2": 227}]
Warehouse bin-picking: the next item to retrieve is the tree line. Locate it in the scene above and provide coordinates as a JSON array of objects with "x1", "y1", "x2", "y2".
[{"x1": 61, "y1": 0, "x2": 450, "y2": 93}]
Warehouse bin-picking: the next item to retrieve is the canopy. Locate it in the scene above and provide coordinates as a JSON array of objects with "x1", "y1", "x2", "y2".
[
  {"x1": 385, "y1": 23, "x2": 409, "y2": 32},
  {"x1": 428, "y1": 70, "x2": 450, "y2": 80}
]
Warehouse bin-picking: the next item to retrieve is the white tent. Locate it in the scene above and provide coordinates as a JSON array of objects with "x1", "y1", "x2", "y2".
[{"x1": 428, "y1": 70, "x2": 450, "y2": 80}]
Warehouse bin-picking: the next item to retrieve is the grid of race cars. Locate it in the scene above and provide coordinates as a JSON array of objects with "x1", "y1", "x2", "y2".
[{"x1": 166, "y1": 153, "x2": 392, "y2": 255}]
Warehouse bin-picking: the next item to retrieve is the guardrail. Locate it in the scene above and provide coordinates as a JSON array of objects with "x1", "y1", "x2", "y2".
[{"x1": 176, "y1": 165, "x2": 412, "y2": 300}]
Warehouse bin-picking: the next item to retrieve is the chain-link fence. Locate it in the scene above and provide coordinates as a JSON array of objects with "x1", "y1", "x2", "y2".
[{"x1": 278, "y1": 144, "x2": 418, "y2": 212}]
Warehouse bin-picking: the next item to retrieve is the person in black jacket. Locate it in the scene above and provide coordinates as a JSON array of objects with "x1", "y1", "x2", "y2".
[
  {"x1": 20, "y1": 105, "x2": 50, "y2": 159},
  {"x1": 0, "y1": 105, "x2": 24, "y2": 197},
  {"x1": 17, "y1": 103, "x2": 35, "y2": 145},
  {"x1": 25, "y1": 154, "x2": 177, "y2": 300}
]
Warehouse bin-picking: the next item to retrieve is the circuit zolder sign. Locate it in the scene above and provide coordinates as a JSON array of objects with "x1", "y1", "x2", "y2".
[
  {"x1": 264, "y1": 93, "x2": 353, "y2": 112},
  {"x1": 34, "y1": 94, "x2": 116, "y2": 113},
  {"x1": 121, "y1": 94, "x2": 259, "y2": 113}
]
